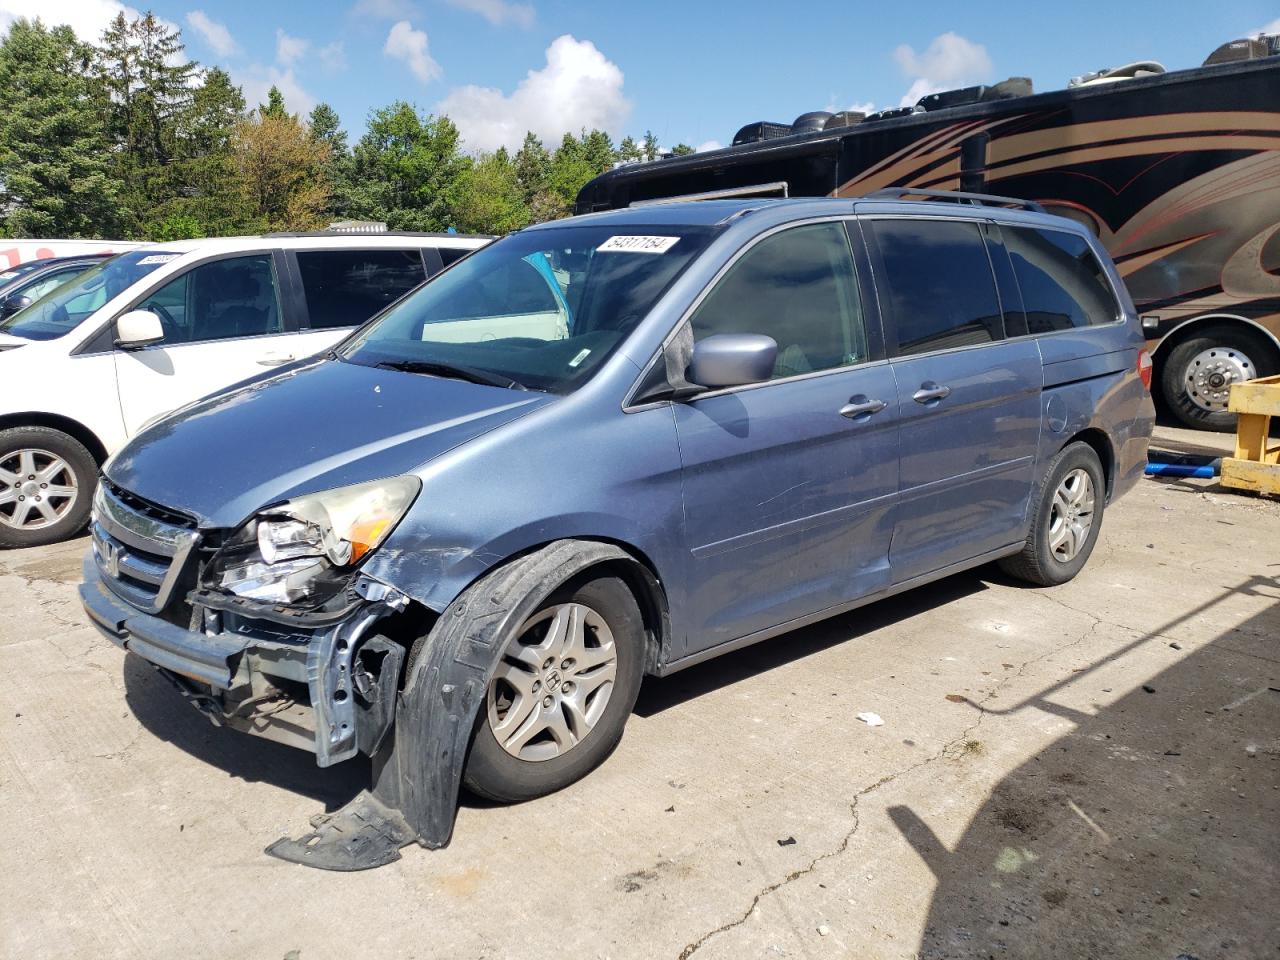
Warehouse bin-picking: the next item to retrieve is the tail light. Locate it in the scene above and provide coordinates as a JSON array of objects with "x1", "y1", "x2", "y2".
[{"x1": 1137, "y1": 349, "x2": 1153, "y2": 391}]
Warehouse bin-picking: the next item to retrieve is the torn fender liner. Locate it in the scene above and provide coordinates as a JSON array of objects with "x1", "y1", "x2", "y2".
[
  {"x1": 267, "y1": 539, "x2": 636, "y2": 871},
  {"x1": 264, "y1": 791, "x2": 415, "y2": 871}
]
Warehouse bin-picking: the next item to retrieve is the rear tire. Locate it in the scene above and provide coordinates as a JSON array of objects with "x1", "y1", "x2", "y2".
[
  {"x1": 999, "y1": 442, "x2": 1105, "y2": 587},
  {"x1": 1160, "y1": 324, "x2": 1278, "y2": 431},
  {"x1": 461, "y1": 575, "x2": 645, "y2": 803},
  {"x1": 0, "y1": 426, "x2": 96, "y2": 549}
]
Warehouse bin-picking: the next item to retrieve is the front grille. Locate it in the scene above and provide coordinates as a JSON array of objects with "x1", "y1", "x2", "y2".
[{"x1": 91, "y1": 481, "x2": 200, "y2": 615}]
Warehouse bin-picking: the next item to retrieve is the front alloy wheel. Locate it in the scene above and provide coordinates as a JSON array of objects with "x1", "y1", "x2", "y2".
[
  {"x1": 463, "y1": 575, "x2": 645, "y2": 803},
  {"x1": 0, "y1": 426, "x2": 97, "y2": 549},
  {"x1": 0, "y1": 448, "x2": 80, "y2": 532},
  {"x1": 487, "y1": 602, "x2": 619, "y2": 761}
]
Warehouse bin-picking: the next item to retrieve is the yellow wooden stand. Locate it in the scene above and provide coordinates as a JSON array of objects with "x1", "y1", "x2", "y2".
[{"x1": 1221, "y1": 373, "x2": 1280, "y2": 495}]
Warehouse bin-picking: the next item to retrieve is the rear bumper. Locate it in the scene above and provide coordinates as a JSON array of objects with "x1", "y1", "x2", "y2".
[{"x1": 80, "y1": 554, "x2": 403, "y2": 766}]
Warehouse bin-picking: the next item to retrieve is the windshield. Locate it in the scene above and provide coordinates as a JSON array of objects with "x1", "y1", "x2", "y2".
[
  {"x1": 0, "y1": 250, "x2": 180, "y2": 341},
  {"x1": 340, "y1": 224, "x2": 718, "y2": 393}
]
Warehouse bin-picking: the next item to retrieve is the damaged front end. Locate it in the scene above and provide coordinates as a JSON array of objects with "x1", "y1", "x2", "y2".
[{"x1": 78, "y1": 477, "x2": 422, "y2": 769}]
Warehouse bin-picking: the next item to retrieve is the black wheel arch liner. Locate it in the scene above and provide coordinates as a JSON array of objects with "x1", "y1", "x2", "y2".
[{"x1": 266, "y1": 539, "x2": 659, "y2": 870}]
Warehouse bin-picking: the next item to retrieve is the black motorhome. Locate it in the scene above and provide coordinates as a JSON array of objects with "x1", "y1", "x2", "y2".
[{"x1": 577, "y1": 35, "x2": 1280, "y2": 430}]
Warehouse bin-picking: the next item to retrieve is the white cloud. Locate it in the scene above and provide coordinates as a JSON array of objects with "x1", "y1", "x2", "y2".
[
  {"x1": 696, "y1": 139, "x2": 723, "y2": 153},
  {"x1": 317, "y1": 40, "x2": 346, "y2": 72},
  {"x1": 384, "y1": 19, "x2": 440, "y2": 84},
  {"x1": 445, "y1": 0, "x2": 533, "y2": 28},
  {"x1": 1255, "y1": 17, "x2": 1280, "y2": 34},
  {"x1": 892, "y1": 32, "x2": 993, "y2": 106},
  {"x1": 0, "y1": 0, "x2": 184, "y2": 43},
  {"x1": 438, "y1": 34, "x2": 630, "y2": 152},
  {"x1": 241, "y1": 65, "x2": 315, "y2": 115},
  {"x1": 275, "y1": 28, "x2": 309, "y2": 66},
  {"x1": 185, "y1": 10, "x2": 237, "y2": 57}
]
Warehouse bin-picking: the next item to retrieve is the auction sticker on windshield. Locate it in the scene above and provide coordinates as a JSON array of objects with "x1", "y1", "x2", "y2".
[
  {"x1": 597, "y1": 235, "x2": 680, "y2": 254},
  {"x1": 136, "y1": 254, "x2": 181, "y2": 265}
]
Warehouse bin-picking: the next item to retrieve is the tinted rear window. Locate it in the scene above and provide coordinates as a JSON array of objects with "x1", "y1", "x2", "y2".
[
  {"x1": 297, "y1": 249, "x2": 426, "y2": 330},
  {"x1": 873, "y1": 218, "x2": 1003, "y2": 356},
  {"x1": 1004, "y1": 227, "x2": 1119, "y2": 332}
]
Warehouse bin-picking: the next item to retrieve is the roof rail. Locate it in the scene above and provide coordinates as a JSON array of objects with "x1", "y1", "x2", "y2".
[
  {"x1": 864, "y1": 187, "x2": 1046, "y2": 214},
  {"x1": 260, "y1": 229, "x2": 495, "y2": 239}
]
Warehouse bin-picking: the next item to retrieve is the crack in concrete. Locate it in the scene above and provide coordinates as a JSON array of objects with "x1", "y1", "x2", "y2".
[
  {"x1": 675, "y1": 590, "x2": 1109, "y2": 960},
  {"x1": 676, "y1": 799, "x2": 862, "y2": 960}
]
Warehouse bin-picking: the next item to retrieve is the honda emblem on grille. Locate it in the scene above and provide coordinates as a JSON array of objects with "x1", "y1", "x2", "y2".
[{"x1": 101, "y1": 540, "x2": 120, "y2": 579}]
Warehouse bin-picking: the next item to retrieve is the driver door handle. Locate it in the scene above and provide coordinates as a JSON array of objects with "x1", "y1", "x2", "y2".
[
  {"x1": 258, "y1": 352, "x2": 296, "y2": 367},
  {"x1": 840, "y1": 395, "x2": 887, "y2": 418},
  {"x1": 912, "y1": 381, "x2": 952, "y2": 404}
]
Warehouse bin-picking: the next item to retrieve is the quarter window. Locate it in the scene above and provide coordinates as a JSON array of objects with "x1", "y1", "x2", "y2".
[
  {"x1": 297, "y1": 249, "x2": 426, "y2": 330},
  {"x1": 873, "y1": 218, "x2": 1003, "y2": 355},
  {"x1": 1004, "y1": 227, "x2": 1119, "y2": 331},
  {"x1": 134, "y1": 254, "x2": 282, "y2": 344},
  {"x1": 689, "y1": 222, "x2": 868, "y2": 380}
]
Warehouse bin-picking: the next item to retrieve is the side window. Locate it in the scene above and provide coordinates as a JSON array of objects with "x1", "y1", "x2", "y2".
[
  {"x1": 689, "y1": 222, "x2": 867, "y2": 380},
  {"x1": 872, "y1": 219, "x2": 1003, "y2": 356},
  {"x1": 437, "y1": 246, "x2": 471, "y2": 268},
  {"x1": 1004, "y1": 227, "x2": 1119, "y2": 332},
  {"x1": 135, "y1": 254, "x2": 282, "y2": 345},
  {"x1": 297, "y1": 249, "x2": 426, "y2": 330}
]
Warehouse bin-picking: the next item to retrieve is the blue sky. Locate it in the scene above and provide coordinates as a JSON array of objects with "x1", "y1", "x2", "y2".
[{"x1": 3, "y1": 0, "x2": 1278, "y2": 152}]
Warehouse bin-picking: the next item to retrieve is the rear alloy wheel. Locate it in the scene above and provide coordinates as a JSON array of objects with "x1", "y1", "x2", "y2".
[
  {"x1": 1161, "y1": 325, "x2": 1278, "y2": 431},
  {"x1": 463, "y1": 575, "x2": 644, "y2": 802},
  {"x1": 0, "y1": 427, "x2": 97, "y2": 549},
  {"x1": 999, "y1": 441, "x2": 1105, "y2": 587}
]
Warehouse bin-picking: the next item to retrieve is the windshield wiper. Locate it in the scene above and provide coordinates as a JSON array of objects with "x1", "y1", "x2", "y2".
[{"x1": 373, "y1": 358, "x2": 528, "y2": 391}]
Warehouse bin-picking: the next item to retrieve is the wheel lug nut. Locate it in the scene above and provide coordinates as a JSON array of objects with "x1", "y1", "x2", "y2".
[
  {"x1": 543, "y1": 658, "x2": 554, "y2": 670},
  {"x1": 562, "y1": 682, "x2": 573, "y2": 694},
  {"x1": 532, "y1": 680, "x2": 541, "y2": 693},
  {"x1": 542, "y1": 696, "x2": 553, "y2": 708},
  {"x1": 561, "y1": 658, "x2": 575, "y2": 671}
]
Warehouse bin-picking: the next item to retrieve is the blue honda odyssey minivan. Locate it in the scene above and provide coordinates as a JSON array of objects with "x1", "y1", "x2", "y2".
[{"x1": 81, "y1": 193, "x2": 1154, "y2": 866}]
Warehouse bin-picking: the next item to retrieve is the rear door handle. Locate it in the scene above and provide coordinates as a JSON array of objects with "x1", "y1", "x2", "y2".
[
  {"x1": 839, "y1": 395, "x2": 887, "y2": 418},
  {"x1": 258, "y1": 353, "x2": 296, "y2": 367},
  {"x1": 912, "y1": 381, "x2": 951, "y2": 404}
]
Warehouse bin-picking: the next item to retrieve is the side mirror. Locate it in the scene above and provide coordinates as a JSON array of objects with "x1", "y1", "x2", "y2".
[
  {"x1": 115, "y1": 310, "x2": 164, "y2": 349},
  {"x1": 0, "y1": 295, "x2": 31, "y2": 318},
  {"x1": 687, "y1": 334, "x2": 777, "y2": 390}
]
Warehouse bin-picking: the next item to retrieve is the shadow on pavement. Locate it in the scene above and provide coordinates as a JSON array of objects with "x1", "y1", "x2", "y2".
[
  {"x1": 898, "y1": 575, "x2": 1280, "y2": 959},
  {"x1": 122, "y1": 653, "x2": 369, "y2": 811}
]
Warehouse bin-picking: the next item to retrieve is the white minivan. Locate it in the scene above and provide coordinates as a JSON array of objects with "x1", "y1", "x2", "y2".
[{"x1": 0, "y1": 232, "x2": 490, "y2": 547}]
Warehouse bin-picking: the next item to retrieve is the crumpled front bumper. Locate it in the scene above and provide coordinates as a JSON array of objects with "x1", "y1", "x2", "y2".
[{"x1": 79, "y1": 554, "x2": 404, "y2": 766}]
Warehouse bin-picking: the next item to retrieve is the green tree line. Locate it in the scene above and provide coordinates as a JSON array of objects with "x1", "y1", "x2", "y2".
[{"x1": 0, "y1": 14, "x2": 695, "y2": 240}]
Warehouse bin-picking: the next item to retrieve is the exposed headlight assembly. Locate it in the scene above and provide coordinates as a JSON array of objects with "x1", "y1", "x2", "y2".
[{"x1": 211, "y1": 476, "x2": 420, "y2": 606}]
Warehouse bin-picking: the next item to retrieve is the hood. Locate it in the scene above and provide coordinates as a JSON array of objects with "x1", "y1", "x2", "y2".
[{"x1": 106, "y1": 357, "x2": 554, "y2": 528}]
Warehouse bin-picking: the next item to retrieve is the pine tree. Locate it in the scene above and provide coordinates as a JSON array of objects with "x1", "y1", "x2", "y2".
[
  {"x1": 159, "y1": 66, "x2": 246, "y2": 236},
  {"x1": 670, "y1": 143, "x2": 695, "y2": 156},
  {"x1": 347, "y1": 103, "x2": 471, "y2": 231},
  {"x1": 0, "y1": 19, "x2": 123, "y2": 237},
  {"x1": 642, "y1": 130, "x2": 661, "y2": 162},
  {"x1": 616, "y1": 135, "x2": 643, "y2": 165},
  {"x1": 95, "y1": 12, "x2": 197, "y2": 236},
  {"x1": 259, "y1": 85, "x2": 288, "y2": 120},
  {"x1": 308, "y1": 102, "x2": 352, "y2": 221}
]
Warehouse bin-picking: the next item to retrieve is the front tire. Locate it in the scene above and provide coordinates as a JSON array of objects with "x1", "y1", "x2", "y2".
[
  {"x1": 0, "y1": 426, "x2": 96, "y2": 549},
  {"x1": 1160, "y1": 324, "x2": 1278, "y2": 431},
  {"x1": 462, "y1": 575, "x2": 645, "y2": 803},
  {"x1": 999, "y1": 441, "x2": 1105, "y2": 587}
]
